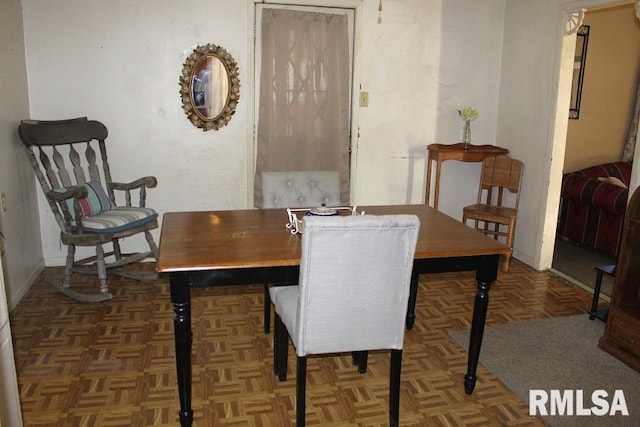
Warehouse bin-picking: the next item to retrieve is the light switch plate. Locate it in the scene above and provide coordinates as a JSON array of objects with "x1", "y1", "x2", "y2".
[{"x1": 359, "y1": 91, "x2": 369, "y2": 107}]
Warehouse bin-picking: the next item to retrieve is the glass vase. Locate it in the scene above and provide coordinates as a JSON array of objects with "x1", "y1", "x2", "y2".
[{"x1": 463, "y1": 120, "x2": 471, "y2": 150}]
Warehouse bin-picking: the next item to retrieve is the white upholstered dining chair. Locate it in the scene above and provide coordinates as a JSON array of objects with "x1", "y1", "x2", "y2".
[
  {"x1": 270, "y1": 214, "x2": 420, "y2": 427},
  {"x1": 261, "y1": 170, "x2": 341, "y2": 333}
]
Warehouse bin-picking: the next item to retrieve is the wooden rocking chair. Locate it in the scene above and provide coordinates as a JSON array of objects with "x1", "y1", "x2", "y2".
[{"x1": 18, "y1": 118, "x2": 159, "y2": 302}]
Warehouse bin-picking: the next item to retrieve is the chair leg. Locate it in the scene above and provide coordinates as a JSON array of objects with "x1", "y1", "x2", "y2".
[
  {"x1": 275, "y1": 315, "x2": 288, "y2": 381},
  {"x1": 502, "y1": 220, "x2": 516, "y2": 272},
  {"x1": 96, "y1": 244, "x2": 109, "y2": 294},
  {"x1": 296, "y1": 356, "x2": 307, "y2": 427},
  {"x1": 389, "y1": 349, "x2": 403, "y2": 427},
  {"x1": 273, "y1": 313, "x2": 281, "y2": 376},
  {"x1": 502, "y1": 252, "x2": 511, "y2": 272},
  {"x1": 264, "y1": 285, "x2": 271, "y2": 334},
  {"x1": 64, "y1": 244, "x2": 76, "y2": 288},
  {"x1": 273, "y1": 313, "x2": 280, "y2": 376},
  {"x1": 352, "y1": 351, "x2": 368, "y2": 373},
  {"x1": 112, "y1": 238, "x2": 123, "y2": 261},
  {"x1": 144, "y1": 230, "x2": 159, "y2": 259}
]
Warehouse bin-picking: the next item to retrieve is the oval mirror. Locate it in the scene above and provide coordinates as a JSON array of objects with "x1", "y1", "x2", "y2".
[{"x1": 180, "y1": 44, "x2": 240, "y2": 131}]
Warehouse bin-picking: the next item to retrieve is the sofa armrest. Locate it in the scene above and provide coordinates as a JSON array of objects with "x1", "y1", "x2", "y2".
[
  {"x1": 573, "y1": 161, "x2": 632, "y2": 186},
  {"x1": 561, "y1": 173, "x2": 628, "y2": 214}
]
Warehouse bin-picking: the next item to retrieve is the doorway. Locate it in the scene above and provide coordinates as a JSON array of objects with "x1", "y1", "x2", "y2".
[
  {"x1": 550, "y1": 2, "x2": 640, "y2": 295},
  {"x1": 252, "y1": 1, "x2": 360, "y2": 207}
]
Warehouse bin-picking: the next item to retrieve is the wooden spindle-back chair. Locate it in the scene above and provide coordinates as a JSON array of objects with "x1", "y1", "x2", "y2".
[{"x1": 462, "y1": 155, "x2": 524, "y2": 272}]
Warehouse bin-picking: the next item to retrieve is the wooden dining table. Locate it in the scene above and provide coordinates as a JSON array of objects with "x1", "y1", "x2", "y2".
[{"x1": 156, "y1": 204, "x2": 510, "y2": 427}]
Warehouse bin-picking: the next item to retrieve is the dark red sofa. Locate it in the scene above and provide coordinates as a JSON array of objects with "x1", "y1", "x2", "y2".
[{"x1": 557, "y1": 161, "x2": 632, "y2": 257}]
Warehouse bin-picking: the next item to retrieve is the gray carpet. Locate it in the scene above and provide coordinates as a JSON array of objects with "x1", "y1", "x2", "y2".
[
  {"x1": 450, "y1": 315, "x2": 640, "y2": 426},
  {"x1": 552, "y1": 238, "x2": 616, "y2": 296}
]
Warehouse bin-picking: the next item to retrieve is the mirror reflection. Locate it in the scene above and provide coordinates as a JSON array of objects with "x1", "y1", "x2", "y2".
[
  {"x1": 192, "y1": 55, "x2": 230, "y2": 120},
  {"x1": 179, "y1": 43, "x2": 240, "y2": 131}
]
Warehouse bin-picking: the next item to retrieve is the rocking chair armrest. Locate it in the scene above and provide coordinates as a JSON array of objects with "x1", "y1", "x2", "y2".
[
  {"x1": 46, "y1": 186, "x2": 88, "y2": 203},
  {"x1": 46, "y1": 187, "x2": 89, "y2": 226},
  {"x1": 110, "y1": 176, "x2": 158, "y2": 191}
]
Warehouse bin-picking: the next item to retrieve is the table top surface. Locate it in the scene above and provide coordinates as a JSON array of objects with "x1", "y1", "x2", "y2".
[
  {"x1": 427, "y1": 143, "x2": 509, "y2": 155},
  {"x1": 156, "y1": 204, "x2": 510, "y2": 273}
]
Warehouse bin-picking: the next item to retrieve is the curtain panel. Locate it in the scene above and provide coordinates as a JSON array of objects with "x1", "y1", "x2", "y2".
[
  {"x1": 622, "y1": 76, "x2": 640, "y2": 162},
  {"x1": 254, "y1": 8, "x2": 350, "y2": 207}
]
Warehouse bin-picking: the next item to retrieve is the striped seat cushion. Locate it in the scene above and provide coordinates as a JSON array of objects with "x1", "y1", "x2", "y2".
[{"x1": 77, "y1": 207, "x2": 158, "y2": 233}]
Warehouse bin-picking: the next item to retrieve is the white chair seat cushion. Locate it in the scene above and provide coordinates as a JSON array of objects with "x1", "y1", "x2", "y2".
[
  {"x1": 271, "y1": 286, "x2": 299, "y2": 336},
  {"x1": 77, "y1": 207, "x2": 158, "y2": 233}
]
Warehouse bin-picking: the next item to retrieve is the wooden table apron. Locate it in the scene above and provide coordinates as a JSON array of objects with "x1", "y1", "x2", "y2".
[{"x1": 157, "y1": 205, "x2": 508, "y2": 427}]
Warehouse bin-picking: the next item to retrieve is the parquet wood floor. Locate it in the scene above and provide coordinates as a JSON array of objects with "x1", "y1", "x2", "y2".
[{"x1": 10, "y1": 259, "x2": 595, "y2": 426}]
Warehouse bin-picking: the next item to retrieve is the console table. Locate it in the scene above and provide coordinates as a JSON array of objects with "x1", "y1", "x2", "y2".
[{"x1": 425, "y1": 143, "x2": 509, "y2": 209}]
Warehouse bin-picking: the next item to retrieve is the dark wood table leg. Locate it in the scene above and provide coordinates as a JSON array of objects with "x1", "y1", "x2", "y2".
[
  {"x1": 464, "y1": 254, "x2": 498, "y2": 394},
  {"x1": 170, "y1": 272, "x2": 193, "y2": 427},
  {"x1": 406, "y1": 269, "x2": 420, "y2": 330}
]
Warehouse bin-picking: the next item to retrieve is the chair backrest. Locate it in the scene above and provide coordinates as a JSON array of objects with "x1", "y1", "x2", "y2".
[
  {"x1": 261, "y1": 171, "x2": 341, "y2": 208},
  {"x1": 18, "y1": 118, "x2": 114, "y2": 231},
  {"x1": 477, "y1": 155, "x2": 524, "y2": 210},
  {"x1": 294, "y1": 214, "x2": 420, "y2": 356}
]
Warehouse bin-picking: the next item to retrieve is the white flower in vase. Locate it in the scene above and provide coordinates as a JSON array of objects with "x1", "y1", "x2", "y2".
[{"x1": 458, "y1": 106, "x2": 478, "y2": 149}]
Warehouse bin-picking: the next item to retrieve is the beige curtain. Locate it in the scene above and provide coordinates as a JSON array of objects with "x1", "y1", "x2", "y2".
[
  {"x1": 254, "y1": 8, "x2": 350, "y2": 207},
  {"x1": 622, "y1": 75, "x2": 640, "y2": 162}
]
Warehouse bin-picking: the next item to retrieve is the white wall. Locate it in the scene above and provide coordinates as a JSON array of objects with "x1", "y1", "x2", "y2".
[
  {"x1": 496, "y1": 0, "x2": 567, "y2": 268},
  {"x1": 20, "y1": 0, "x2": 508, "y2": 267},
  {"x1": 355, "y1": 0, "x2": 505, "y2": 213},
  {"x1": 19, "y1": 0, "x2": 635, "y2": 289},
  {"x1": 0, "y1": 0, "x2": 43, "y2": 310},
  {"x1": 22, "y1": 0, "x2": 253, "y2": 266},
  {"x1": 0, "y1": 0, "x2": 29, "y2": 422}
]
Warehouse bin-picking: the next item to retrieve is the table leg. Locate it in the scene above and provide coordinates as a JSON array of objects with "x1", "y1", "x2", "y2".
[
  {"x1": 425, "y1": 157, "x2": 433, "y2": 206},
  {"x1": 170, "y1": 273, "x2": 193, "y2": 427},
  {"x1": 433, "y1": 159, "x2": 442, "y2": 210},
  {"x1": 589, "y1": 269, "x2": 604, "y2": 320},
  {"x1": 464, "y1": 254, "x2": 498, "y2": 394}
]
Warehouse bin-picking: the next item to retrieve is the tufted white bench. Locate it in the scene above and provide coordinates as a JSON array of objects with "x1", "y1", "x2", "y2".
[{"x1": 261, "y1": 171, "x2": 341, "y2": 208}]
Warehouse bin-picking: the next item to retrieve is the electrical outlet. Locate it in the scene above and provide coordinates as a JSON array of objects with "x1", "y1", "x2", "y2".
[
  {"x1": 1, "y1": 192, "x2": 7, "y2": 213},
  {"x1": 359, "y1": 91, "x2": 369, "y2": 107}
]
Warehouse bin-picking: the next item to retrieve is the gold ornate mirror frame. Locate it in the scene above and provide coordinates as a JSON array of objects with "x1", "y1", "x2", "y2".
[{"x1": 179, "y1": 44, "x2": 240, "y2": 131}]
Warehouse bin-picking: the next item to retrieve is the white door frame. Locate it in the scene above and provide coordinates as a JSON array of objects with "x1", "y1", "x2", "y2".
[{"x1": 540, "y1": 0, "x2": 640, "y2": 270}]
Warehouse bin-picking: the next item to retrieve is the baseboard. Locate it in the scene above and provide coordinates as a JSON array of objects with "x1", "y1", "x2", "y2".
[{"x1": 8, "y1": 259, "x2": 45, "y2": 313}]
